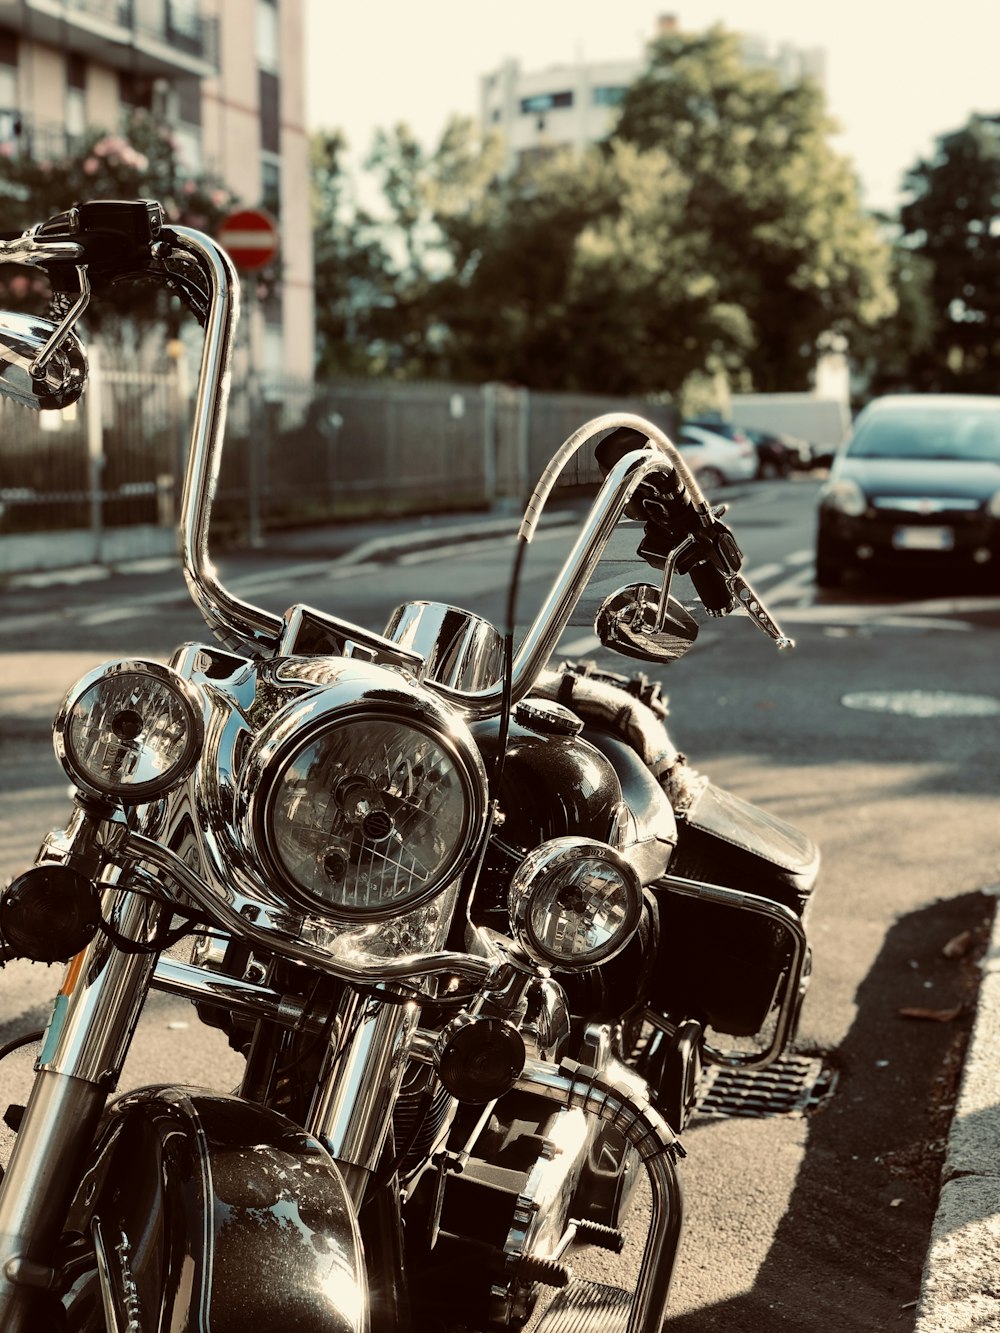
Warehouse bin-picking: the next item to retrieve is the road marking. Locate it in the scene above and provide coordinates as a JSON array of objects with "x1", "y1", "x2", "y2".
[{"x1": 397, "y1": 524, "x2": 579, "y2": 567}]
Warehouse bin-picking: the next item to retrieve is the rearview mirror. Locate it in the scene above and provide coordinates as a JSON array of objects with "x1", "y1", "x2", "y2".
[
  {"x1": 0, "y1": 311, "x2": 87, "y2": 410},
  {"x1": 595, "y1": 583, "x2": 699, "y2": 664}
]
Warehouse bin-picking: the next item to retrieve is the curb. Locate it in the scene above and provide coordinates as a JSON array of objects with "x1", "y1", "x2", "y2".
[{"x1": 914, "y1": 886, "x2": 1000, "y2": 1331}]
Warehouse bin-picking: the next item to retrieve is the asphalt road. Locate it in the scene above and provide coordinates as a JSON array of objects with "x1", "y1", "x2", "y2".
[{"x1": 2, "y1": 476, "x2": 999, "y2": 1330}]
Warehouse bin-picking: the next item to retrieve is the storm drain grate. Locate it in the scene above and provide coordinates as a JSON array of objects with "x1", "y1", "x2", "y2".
[{"x1": 693, "y1": 1055, "x2": 838, "y2": 1120}]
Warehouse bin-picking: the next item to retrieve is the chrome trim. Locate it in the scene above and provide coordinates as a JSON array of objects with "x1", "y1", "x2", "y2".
[
  {"x1": 307, "y1": 995, "x2": 421, "y2": 1202},
  {"x1": 123, "y1": 829, "x2": 494, "y2": 984},
  {"x1": 384, "y1": 601, "x2": 505, "y2": 690},
  {"x1": 0, "y1": 884, "x2": 165, "y2": 1331}
]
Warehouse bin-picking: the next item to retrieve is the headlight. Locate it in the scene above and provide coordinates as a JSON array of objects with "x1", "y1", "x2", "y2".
[
  {"x1": 820, "y1": 478, "x2": 867, "y2": 516},
  {"x1": 240, "y1": 668, "x2": 488, "y2": 920},
  {"x1": 53, "y1": 660, "x2": 203, "y2": 802},
  {"x1": 508, "y1": 837, "x2": 642, "y2": 970},
  {"x1": 988, "y1": 488, "x2": 1000, "y2": 518}
]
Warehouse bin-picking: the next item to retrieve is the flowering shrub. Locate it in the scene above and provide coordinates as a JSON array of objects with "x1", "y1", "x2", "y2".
[{"x1": 0, "y1": 111, "x2": 244, "y2": 343}]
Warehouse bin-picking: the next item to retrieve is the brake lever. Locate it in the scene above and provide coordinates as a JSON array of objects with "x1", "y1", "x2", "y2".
[{"x1": 729, "y1": 573, "x2": 795, "y2": 650}]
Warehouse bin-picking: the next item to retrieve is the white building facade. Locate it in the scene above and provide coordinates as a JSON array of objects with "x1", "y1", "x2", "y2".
[{"x1": 481, "y1": 14, "x2": 826, "y2": 173}]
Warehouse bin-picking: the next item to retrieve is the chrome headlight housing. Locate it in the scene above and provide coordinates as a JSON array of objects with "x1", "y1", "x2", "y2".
[
  {"x1": 53, "y1": 659, "x2": 203, "y2": 803},
  {"x1": 508, "y1": 837, "x2": 642, "y2": 970},
  {"x1": 238, "y1": 668, "x2": 489, "y2": 920}
]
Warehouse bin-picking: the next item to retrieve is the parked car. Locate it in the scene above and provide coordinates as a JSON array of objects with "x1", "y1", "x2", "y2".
[
  {"x1": 742, "y1": 427, "x2": 799, "y2": 478},
  {"x1": 815, "y1": 393, "x2": 1000, "y2": 588},
  {"x1": 678, "y1": 422, "x2": 758, "y2": 488}
]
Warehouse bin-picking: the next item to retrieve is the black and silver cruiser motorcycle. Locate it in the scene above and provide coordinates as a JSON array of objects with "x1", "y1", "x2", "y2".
[{"x1": 0, "y1": 201, "x2": 818, "y2": 1332}]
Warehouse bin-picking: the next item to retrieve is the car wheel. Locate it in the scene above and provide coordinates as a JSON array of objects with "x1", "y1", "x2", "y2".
[{"x1": 697, "y1": 466, "x2": 726, "y2": 493}]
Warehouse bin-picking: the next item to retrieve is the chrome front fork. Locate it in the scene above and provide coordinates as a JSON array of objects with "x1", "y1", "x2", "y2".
[{"x1": 0, "y1": 885, "x2": 162, "y2": 1330}]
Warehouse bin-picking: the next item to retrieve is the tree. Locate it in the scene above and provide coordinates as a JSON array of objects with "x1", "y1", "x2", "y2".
[
  {"x1": 899, "y1": 115, "x2": 1000, "y2": 391},
  {"x1": 612, "y1": 25, "x2": 895, "y2": 391},
  {"x1": 311, "y1": 130, "x2": 396, "y2": 376},
  {"x1": 0, "y1": 112, "x2": 238, "y2": 351}
]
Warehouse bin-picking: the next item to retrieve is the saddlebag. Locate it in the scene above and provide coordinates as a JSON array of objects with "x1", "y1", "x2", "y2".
[{"x1": 650, "y1": 781, "x2": 820, "y2": 1037}]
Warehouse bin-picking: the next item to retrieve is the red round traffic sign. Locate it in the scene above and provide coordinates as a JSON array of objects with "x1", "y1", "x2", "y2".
[{"x1": 218, "y1": 207, "x2": 279, "y2": 272}]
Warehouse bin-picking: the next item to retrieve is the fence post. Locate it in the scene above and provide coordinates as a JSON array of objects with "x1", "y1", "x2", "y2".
[
  {"x1": 85, "y1": 344, "x2": 104, "y2": 564},
  {"x1": 482, "y1": 382, "x2": 496, "y2": 508},
  {"x1": 518, "y1": 386, "x2": 531, "y2": 501}
]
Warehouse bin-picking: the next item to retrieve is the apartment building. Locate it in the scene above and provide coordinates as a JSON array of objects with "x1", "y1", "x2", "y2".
[
  {"x1": 481, "y1": 13, "x2": 827, "y2": 174},
  {"x1": 0, "y1": 0, "x2": 313, "y2": 381}
]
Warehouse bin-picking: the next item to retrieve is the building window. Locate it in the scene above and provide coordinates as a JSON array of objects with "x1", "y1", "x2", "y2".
[
  {"x1": 519, "y1": 90, "x2": 573, "y2": 114},
  {"x1": 261, "y1": 154, "x2": 281, "y2": 217},
  {"x1": 0, "y1": 29, "x2": 17, "y2": 112},
  {"x1": 257, "y1": 0, "x2": 280, "y2": 73},
  {"x1": 66, "y1": 54, "x2": 86, "y2": 143},
  {"x1": 592, "y1": 86, "x2": 626, "y2": 107},
  {"x1": 259, "y1": 68, "x2": 279, "y2": 154}
]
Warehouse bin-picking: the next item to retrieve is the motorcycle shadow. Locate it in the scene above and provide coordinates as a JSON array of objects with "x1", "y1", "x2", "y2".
[{"x1": 656, "y1": 888, "x2": 992, "y2": 1332}]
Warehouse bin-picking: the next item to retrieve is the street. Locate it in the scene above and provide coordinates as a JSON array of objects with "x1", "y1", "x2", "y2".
[{"x1": 1, "y1": 475, "x2": 999, "y2": 1330}]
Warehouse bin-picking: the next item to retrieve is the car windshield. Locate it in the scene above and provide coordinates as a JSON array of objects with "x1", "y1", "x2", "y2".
[{"x1": 848, "y1": 406, "x2": 1000, "y2": 462}]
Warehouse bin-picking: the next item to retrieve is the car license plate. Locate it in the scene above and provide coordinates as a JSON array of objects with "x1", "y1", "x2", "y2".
[{"x1": 892, "y1": 525, "x2": 954, "y2": 551}]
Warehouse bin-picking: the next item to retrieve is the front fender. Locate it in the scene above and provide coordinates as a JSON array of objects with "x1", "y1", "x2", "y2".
[{"x1": 64, "y1": 1086, "x2": 368, "y2": 1332}]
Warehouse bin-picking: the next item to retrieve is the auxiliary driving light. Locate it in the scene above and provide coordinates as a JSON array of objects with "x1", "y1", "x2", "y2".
[
  {"x1": 508, "y1": 837, "x2": 642, "y2": 971},
  {"x1": 0, "y1": 865, "x2": 101, "y2": 963},
  {"x1": 53, "y1": 659, "x2": 204, "y2": 803}
]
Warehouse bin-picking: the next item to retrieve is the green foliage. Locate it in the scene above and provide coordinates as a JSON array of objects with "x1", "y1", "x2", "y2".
[
  {"x1": 0, "y1": 112, "x2": 238, "y2": 347},
  {"x1": 899, "y1": 115, "x2": 1000, "y2": 390},
  {"x1": 613, "y1": 25, "x2": 895, "y2": 391}
]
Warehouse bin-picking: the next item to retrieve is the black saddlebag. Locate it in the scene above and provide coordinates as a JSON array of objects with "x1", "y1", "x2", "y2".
[{"x1": 649, "y1": 781, "x2": 819, "y2": 1038}]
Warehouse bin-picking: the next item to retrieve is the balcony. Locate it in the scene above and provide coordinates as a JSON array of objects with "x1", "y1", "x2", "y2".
[{"x1": 0, "y1": 0, "x2": 219, "y2": 79}]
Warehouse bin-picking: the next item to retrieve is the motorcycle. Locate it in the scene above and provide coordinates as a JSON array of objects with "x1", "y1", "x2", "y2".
[{"x1": 0, "y1": 200, "x2": 818, "y2": 1332}]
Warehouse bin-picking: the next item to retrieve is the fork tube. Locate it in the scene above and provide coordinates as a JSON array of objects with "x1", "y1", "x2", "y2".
[
  {"x1": 0, "y1": 888, "x2": 163, "y2": 1331},
  {"x1": 306, "y1": 994, "x2": 420, "y2": 1205}
]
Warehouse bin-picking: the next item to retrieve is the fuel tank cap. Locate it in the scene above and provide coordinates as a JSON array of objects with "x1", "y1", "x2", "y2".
[{"x1": 514, "y1": 698, "x2": 584, "y2": 737}]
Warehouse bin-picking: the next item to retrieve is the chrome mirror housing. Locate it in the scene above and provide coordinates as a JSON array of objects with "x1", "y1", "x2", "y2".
[
  {"x1": 0, "y1": 311, "x2": 87, "y2": 410},
  {"x1": 595, "y1": 583, "x2": 699, "y2": 664}
]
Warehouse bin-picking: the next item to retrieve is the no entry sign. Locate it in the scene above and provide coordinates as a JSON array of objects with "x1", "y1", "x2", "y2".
[{"x1": 218, "y1": 207, "x2": 279, "y2": 272}]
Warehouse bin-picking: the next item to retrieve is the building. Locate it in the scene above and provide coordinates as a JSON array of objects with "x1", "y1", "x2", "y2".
[
  {"x1": 481, "y1": 13, "x2": 827, "y2": 174},
  {"x1": 0, "y1": 0, "x2": 313, "y2": 382}
]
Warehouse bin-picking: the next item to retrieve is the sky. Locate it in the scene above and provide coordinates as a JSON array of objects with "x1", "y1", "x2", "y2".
[{"x1": 304, "y1": 0, "x2": 1000, "y2": 215}]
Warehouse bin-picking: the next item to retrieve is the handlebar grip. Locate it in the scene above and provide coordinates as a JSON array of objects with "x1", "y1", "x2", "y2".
[
  {"x1": 35, "y1": 200, "x2": 165, "y2": 289},
  {"x1": 688, "y1": 559, "x2": 737, "y2": 615}
]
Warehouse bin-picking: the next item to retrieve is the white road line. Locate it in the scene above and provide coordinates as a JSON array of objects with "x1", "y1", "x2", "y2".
[
  {"x1": 746, "y1": 562, "x2": 782, "y2": 583},
  {"x1": 786, "y1": 549, "x2": 815, "y2": 565},
  {"x1": 755, "y1": 564, "x2": 816, "y2": 607}
]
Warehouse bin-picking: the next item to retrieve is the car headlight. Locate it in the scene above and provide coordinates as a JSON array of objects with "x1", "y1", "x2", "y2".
[
  {"x1": 53, "y1": 660, "x2": 203, "y2": 802},
  {"x1": 239, "y1": 668, "x2": 489, "y2": 921},
  {"x1": 508, "y1": 837, "x2": 642, "y2": 970},
  {"x1": 988, "y1": 488, "x2": 1000, "y2": 518},
  {"x1": 821, "y1": 478, "x2": 867, "y2": 517}
]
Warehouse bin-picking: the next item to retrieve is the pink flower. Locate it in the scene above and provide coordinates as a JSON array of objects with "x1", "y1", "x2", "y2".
[{"x1": 83, "y1": 157, "x2": 98, "y2": 174}]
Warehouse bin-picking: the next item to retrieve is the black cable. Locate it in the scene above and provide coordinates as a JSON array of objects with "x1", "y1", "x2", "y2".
[
  {"x1": 0, "y1": 1029, "x2": 44, "y2": 1064},
  {"x1": 489, "y1": 535, "x2": 528, "y2": 803}
]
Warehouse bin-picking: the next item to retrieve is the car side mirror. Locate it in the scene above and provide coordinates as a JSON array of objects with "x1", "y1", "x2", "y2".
[{"x1": 0, "y1": 311, "x2": 87, "y2": 410}]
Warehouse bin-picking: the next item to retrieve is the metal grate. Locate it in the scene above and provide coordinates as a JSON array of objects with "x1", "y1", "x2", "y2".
[{"x1": 694, "y1": 1055, "x2": 838, "y2": 1120}]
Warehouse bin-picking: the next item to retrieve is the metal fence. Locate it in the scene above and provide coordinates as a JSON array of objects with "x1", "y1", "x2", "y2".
[{"x1": 0, "y1": 362, "x2": 679, "y2": 549}]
